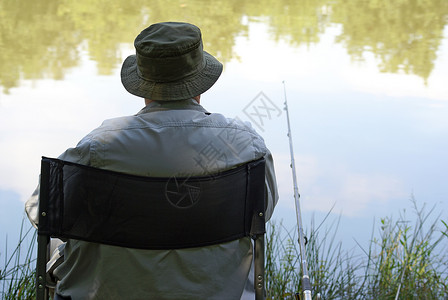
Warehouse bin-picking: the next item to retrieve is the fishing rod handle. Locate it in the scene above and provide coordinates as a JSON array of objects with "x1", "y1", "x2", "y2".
[
  {"x1": 303, "y1": 291, "x2": 312, "y2": 300},
  {"x1": 294, "y1": 291, "x2": 312, "y2": 300},
  {"x1": 302, "y1": 275, "x2": 312, "y2": 300}
]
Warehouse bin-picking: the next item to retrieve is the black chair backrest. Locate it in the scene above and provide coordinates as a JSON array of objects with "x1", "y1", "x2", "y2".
[{"x1": 36, "y1": 157, "x2": 266, "y2": 299}]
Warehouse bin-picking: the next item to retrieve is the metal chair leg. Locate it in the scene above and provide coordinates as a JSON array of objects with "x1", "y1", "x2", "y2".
[{"x1": 254, "y1": 236, "x2": 265, "y2": 300}]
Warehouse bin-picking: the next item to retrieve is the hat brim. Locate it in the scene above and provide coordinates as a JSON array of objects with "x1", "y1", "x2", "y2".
[{"x1": 120, "y1": 52, "x2": 223, "y2": 101}]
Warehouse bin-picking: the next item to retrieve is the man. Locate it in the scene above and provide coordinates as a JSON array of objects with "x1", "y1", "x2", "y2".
[{"x1": 26, "y1": 22, "x2": 278, "y2": 299}]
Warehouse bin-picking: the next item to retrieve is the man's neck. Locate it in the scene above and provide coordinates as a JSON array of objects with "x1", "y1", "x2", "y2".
[{"x1": 145, "y1": 95, "x2": 200, "y2": 106}]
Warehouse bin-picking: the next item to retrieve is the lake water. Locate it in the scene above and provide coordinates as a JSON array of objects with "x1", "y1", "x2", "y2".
[{"x1": 1, "y1": 0, "x2": 447, "y2": 260}]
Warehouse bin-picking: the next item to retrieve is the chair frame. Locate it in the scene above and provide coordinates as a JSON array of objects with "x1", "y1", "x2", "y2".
[{"x1": 36, "y1": 157, "x2": 266, "y2": 299}]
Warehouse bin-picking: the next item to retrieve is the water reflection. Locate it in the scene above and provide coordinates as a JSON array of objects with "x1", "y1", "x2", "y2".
[
  {"x1": 1, "y1": 0, "x2": 447, "y2": 94},
  {"x1": 331, "y1": 0, "x2": 448, "y2": 81}
]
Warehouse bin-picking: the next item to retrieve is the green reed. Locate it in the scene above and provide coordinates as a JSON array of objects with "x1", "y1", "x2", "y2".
[
  {"x1": 363, "y1": 200, "x2": 448, "y2": 299},
  {"x1": 0, "y1": 218, "x2": 36, "y2": 300},
  {"x1": 266, "y1": 199, "x2": 448, "y2": 300},
  {"x1": 1, "y1": 199, "x2": 447, "y2": 299}
]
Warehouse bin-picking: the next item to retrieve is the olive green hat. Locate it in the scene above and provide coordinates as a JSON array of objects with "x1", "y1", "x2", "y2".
[{"x1": 121, "y1": 22, "x2": 223, "y2": 101}]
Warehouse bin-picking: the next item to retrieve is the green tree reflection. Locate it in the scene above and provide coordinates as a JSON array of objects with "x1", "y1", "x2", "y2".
[
  {"x1": 0, "y1": 0, "x2": 447, "y2": 94},
  {"x1": 0, "y1": 0, "x2": 82, "y2": 93},
  {"x1": 331, "y1": 0, "x2": 448, "y2": 82},
  {"x1": 0, "y1": 0, "x2": 248, "y2": 94},
  {"x1": 245, "y1": 0, "x2": 332, "y2": 46}
]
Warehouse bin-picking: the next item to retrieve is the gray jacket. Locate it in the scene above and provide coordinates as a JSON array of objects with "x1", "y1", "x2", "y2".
[{"x1": 26, "y1": 99, "x2": 278, "y2": 299}]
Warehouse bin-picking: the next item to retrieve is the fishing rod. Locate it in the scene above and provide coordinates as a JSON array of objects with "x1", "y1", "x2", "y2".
[{"x1": 282, "y1": 81, "x2": 314, "y2": 300}]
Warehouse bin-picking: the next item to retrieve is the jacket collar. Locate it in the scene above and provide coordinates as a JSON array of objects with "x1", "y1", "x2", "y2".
[{"x1": 136, "y1": 98, "x2": 209, "y2": 115}]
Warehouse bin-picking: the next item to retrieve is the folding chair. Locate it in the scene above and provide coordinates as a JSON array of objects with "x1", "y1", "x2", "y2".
[{"x1": 36, "y1": 156, "x2": 266, "y2": 300}]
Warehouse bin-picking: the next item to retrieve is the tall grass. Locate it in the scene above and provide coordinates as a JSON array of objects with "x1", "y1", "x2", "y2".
[
  {"x1": 363, "y1": 201, "x2": 448, "y2": 299},
  {"x1": 1, "y1": 200, "x2": 447, "y2": 299},
  {"x1": 0, "y1": 218, "x2": 36, "y2": 300},
  {"x1": 266, "y1": 199, "x2": 448, "y2": 299}
]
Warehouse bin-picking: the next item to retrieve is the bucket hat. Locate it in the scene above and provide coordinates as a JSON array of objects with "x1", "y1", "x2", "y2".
[{"x1": 121, "y1": 22, "x2": 223, "y2": 101}]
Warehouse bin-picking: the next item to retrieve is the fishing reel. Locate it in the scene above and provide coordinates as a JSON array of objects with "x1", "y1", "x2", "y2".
[{"x1": 294, "y1": 292, "x2": 321, "y2": 300}]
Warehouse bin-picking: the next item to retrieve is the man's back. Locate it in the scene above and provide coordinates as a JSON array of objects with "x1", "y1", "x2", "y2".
[
  {"x1": 81, "y1": 100, "x2": 268, "y2": 177},
  {"x1": 49, "y1": 100, "x2": 277, "y2": 299},
  {"x1": 26, "y1": 22, "x2": 278, "y2": 299}
]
